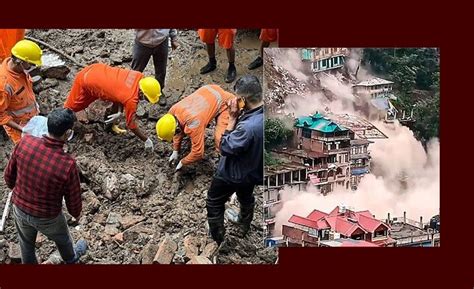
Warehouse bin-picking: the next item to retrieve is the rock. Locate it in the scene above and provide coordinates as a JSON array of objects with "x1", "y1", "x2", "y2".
[
  {"x1": 0, "y1": 239, "x2": 7, "y2": 248},
  {"x1": 136, "y1": 101, "x2": 148, "y2": 118},
  {"x1": 200, "y1": 242, "x2": 218, "y2": 259},
  {"x1": 123, "y1": 230, "x2": 140, "y2": 243},
  {"x1": 85, "y1": 100, "x2": 112, "y2": 122},
  {"x1": 187, "y1": 255, "x2": 212, "y2": 264},
  {"x1": 148, "y1": 104, "x2": 162, "y2": 120},
  {"x1": 35, "y1": 233, "x2": 46, "y2": 248},
  {"x1": 8, "y1": 243, "x2": 21, "y2": 261},
  {"x1": 183, "y1": 235, "x2": 199, "y2": 259},
  {"x1": 96, "y1": 31, "x2": 106, "y2": 38},
  {"x1": 153, "y1": 236, "x2": 178, "y2": 264},
  {"x1": 113, "y1": 233, "x2": 124, "y2": 243},
  {"x1": 84, "y1": 133, "x2": 94, "y2": 144},
  {"x1": 83, "y1": 190, "x2": 100, "y2": 215},
  {"x1": 110, "y1": 54, "x2": 123, "y2": 64},
  {"x1": 100, "y1": 50, "x2": 110, "y2": 58},
  {"x1": 34, "y1": 78, "x2": 59, "y2": 93},
  {"x1": 120, "y1": 215, "x2": 146, "y2": 230},
  {"x1": 103, "y1": 174, "x2": 120, "y2": 201},
  {"x1": 105, "y1": 212, "x2": 121, "y2": 235},
  {"x1": 40, "y1": 65, "x2": 70, "y2": 80},
  {"x1": 0, "y1": 249, "x2": 5, "y2": 263},
  {"x1": 122, "y1": 54, "x2": 133, "y2": 62},
  {"x1": 141, "y1": 242, "x2": 158, "y2": 264}
]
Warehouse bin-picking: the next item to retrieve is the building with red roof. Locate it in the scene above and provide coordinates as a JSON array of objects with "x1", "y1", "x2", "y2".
[{"x1": 282, "y1": 206, "x2": 396, "y2": 247}]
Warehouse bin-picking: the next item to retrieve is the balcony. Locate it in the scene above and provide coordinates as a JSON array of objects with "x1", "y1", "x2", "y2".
[
  {"x1": 314, "y1": 135, "x2": 351, "y2": 142},
  {"x1": 325, "y1": 147, "x2": 351, "y2": 155},
  {"x1": 350, "y1": 152, "x2": 370, "y2": 159},
  {"x1": 351, "y1": 167, "x2": 369, "y2": 175}
]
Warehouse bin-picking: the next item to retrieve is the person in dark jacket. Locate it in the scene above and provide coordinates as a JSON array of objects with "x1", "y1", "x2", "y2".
[
  {"x1": 4, "y1": 108, "x2": 87, "y2": 264},
  {"x1": 206, "y1": 75, "x2": 264, "y2": 245}
]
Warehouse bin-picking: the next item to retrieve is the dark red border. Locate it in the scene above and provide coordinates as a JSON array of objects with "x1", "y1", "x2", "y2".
[{"x1": 0, "y1": 1, "x2": 470, "y2": 288}]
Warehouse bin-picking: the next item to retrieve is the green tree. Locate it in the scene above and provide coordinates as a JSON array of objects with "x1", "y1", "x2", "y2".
[{"x1": 264, "y1": 117, "x2": 294, "y2": 166}]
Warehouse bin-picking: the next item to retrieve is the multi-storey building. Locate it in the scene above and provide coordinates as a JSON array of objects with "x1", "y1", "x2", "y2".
[
  {"x1": 281, "y1": 206, "x2": 396, "y2": 247},
  {"x1": 301, "y1": 48, "x2": 349, "y2": 73}
]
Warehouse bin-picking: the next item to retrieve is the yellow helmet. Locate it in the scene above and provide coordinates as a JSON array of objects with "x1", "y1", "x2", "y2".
[
  {"x1": 11, "y1": 39, "x2": 43, "y2": 66},
  {"x1": 156, "y1": 113, "x2": 177, "y2": 142},
  {"x1": 139, "y1": 77, "x2": 161, "y2": 104}
]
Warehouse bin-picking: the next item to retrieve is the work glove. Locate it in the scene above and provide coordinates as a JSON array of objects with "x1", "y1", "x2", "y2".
[
  {"x1": 105, "y1": 112, "x2": 122, "y2": 124},
  {"x1": 169, "y1": 150, "x2": 179, "y2": 163},
  {"x1": 175, "y1": 161, "x2": 183, "y2": 171},
  {"x1": 144, "y1": 138, "x2": 154, "y2": 152},
  {"x1": 112, "y1": 124, "x2": 127, "y2": 134}
]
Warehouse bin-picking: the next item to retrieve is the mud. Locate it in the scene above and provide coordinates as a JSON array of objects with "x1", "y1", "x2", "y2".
[{"x1": 0, "y1": 29, "x2": 276, "y2": 264}]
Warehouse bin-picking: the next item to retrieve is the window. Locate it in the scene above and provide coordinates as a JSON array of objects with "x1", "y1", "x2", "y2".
[
  {"x1": 321, "y1": 59, "x2": 327, "y2": 67},
  {"x1": 303, "y1": 128, "x2": 312, "y2": 138},
  {"x1": 333, "y1": 57, "x2": 338, "y2": 65},
  {"x1": 374, "y1": 230, "x2": 386, "y2": 238}
]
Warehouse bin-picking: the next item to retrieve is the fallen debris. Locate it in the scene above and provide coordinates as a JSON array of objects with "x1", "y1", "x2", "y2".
[{"x1": 153, "y1": 236, "x2": 177, "y2": 264}]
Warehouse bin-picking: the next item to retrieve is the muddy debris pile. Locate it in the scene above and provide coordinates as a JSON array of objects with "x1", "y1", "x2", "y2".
[
  {"x1": 0, "y1": 29, "x2": 277, "y2": 264},
  {"x1": 263, "y1": 51, "x2": 310, "y2": 112}
]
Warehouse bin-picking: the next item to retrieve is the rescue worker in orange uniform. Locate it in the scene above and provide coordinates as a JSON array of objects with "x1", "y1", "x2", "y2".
[
  {"x1": 198, "y1": 29, "x2": 237, "y2": 83},
  {"x1": 248, "y1": 29, "x2": 278, "y2": 70},
  {"x1": 156, "y1": 85, "x2": 236, "y2": 171},
  {"x1": 0, "y1": 39, "x2": 42, "y2": 144},
  {"x1": 63, "y1": 63, "x2": 161, "y2": 151},
  {"x1": 0, "y1": 29, "x2": 25, "y2": 62}
]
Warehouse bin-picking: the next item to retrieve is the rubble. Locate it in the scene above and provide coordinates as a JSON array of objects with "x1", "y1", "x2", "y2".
[
  {"x1": 200, "y1": 242, "x2": 218, "y2": 259},
  {"x1": 187, "y1": 255, "x2": 212, "y2": 264},
  {"x1": 153, "y1": 236, "x2": 177, "y2": 264},
  {"x1": 8, "y1": 243, "x2": 21, "y2": 262},
  {"x1": 183, "y1": 235, "x2": 200, "y2": 259},
  {"x1": 41, "y1": 65, "x2": 71, "y2": 80},
  {"x1": 103, "y1": 174, "x2": 120, "y2": 201},
  {"x1": 141, "y1": 241, "x2": 159, "y2": 264},
  {"x1": 105, "y1": 212, "x2": 121, "y2": 235},
  {"x1": 0, "y1": 29, "x2": 275, "y2": 264}
]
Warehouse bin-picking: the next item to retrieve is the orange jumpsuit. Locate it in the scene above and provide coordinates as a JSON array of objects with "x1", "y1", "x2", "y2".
[
  {"x1": 64, "y1": 63, "x2": 143, "y2": 129},
  {"x1": 198, "y1": 29, "x2": 237, "y2": 49},
  {"x1": 0, "y1": 29, "x2": 25, "y2": 62},
  {"x1": 169, "y1": 85, "x2": 235, "y2": 165},
  {"x1": 260, "y1": 29, "x2": 278, "y2": 43},
  {"x1": 0, "y1": 58, "x2": 38, "y2": 144}
]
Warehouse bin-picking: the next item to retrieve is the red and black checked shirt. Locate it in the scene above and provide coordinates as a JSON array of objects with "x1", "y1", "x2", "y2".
[{"x1": 4, "y1": 135, "x2": 82, "y2": 218}]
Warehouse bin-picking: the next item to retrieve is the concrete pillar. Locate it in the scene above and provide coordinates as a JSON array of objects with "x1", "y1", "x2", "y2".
[
  {"x1": 420, "y1": 216, "x2": 423, "y2": 229},
  {"x1": 276, "y1": 175, "x2": 279, "y2": 187},
  {"x1": 282, "y1": 172, "x2": 285, "y2": 184},
  {"x1": 403, "y1": 211, "x2": 406, "y2": 224},
  {"x1": 290, "y1": 172, "x2": 293, "y2": 183},
  {"x1": 267, "y1": 177, "x2": 270, "y2": 188},
  {"x1": 299, "y1": 170, "x2": 302, "y2": 182}
]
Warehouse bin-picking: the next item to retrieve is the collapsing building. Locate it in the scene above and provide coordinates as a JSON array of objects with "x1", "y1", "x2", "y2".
[
  {"x1": 352, "y1": 77, "x2": 414, "y2": 124},
  {"x1": 263, "y1": 112, "x2": 387, "y2": 242},
  {"x1": 301, "y1": 48, "x2": 349, "y2": 73},
  {"x1": 281, "y1": 206, "x2": 396, "y2": 247}
]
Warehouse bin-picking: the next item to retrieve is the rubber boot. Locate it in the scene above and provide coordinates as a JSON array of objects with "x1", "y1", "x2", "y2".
[
  {"x1": 200, "y1": 58, "x2": 217, "y2": 74},
  {"x1": 208, "y1": 217, "x2": 225, "y2": 245},
  {"x1": 248, "y1": 56, "x2": 263, "y2": 70},
  {"x1": 225, "y1": 63, "x2": 237, "y2": 83},
  {"x1": 238, "y1": 203, "x2": 255, "y2": 236},
  {"x1": 158, "y1": 92, "x2": 167, "y2": 107}
]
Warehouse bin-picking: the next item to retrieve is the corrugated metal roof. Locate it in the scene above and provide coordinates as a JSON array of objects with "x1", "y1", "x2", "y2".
[
  {"x1": 354, "y1": 77, "x2": 393, "y2": 87},
  {"x1": 295, "y1": 113, "x2": 348, "y2": 133}
]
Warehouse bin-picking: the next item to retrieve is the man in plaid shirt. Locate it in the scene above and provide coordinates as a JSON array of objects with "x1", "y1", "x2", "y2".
[{"x1": 4, "y1": 108, "x2": 87, "y2": 264}]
